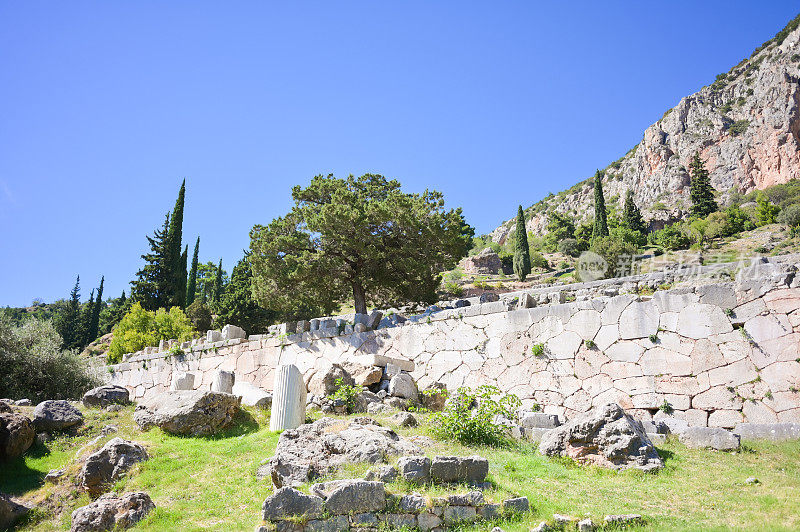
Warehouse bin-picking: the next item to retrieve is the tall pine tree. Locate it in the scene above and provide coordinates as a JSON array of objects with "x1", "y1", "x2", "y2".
[
  {"x1": 689, "y1": 153, "x2": 718, "y2": 218},
  {"x1": 55, "y1": 275, "x2": 82, "y2": 349},
  {"x1": 180, "y1": 245, "x2": 188, "y2": 308},
  {"x1": 215, "y1": 253, "x2": 274, "y2": 333},
  {"x1": 213, "y1": 259, "x2": 224, "y2": 302},
  {"x1": 512, "y1": 205, "x2": 531, "y2": 281},
  {"x1": 85, "y1": 276, "x2": 104, "y2": 344},
  {"x1": 592, "y1": 170, "x2": 609, "y2": 240},
  {"x1": 186, "y1": 237, "x2": 200, "y2": 306},
  {"x1": 131, "y1": 212, "x2": 171, "y2": 310},
  {"x1": 164, "y1": 180, "x2": 186, "y2": 308},
  {"x1": 622, "y1": 190, "x2": 647, "y2": 234}
]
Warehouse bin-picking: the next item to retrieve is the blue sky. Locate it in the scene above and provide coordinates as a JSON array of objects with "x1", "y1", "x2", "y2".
[{"x1": 1, "y1": 1, "x2": 797, "y2": 307}]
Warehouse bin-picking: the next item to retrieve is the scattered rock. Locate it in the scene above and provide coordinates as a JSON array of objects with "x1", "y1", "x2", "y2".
[
  {"x1": 33, "y1": 400, "x2": 83, "y2": 432},
  {"x1": 391, "y1": 412, "x2": 418, "y2": 428},
  {"x1": 0, "y1": 493, "x2": 28, "y2": 530},
  {"x1": 82, "y1": 385, "x2": 130, "y2": 408},
  {"x1": 307, "y1": 364, "x2": 354, "y2": 397},
  {"x1": 0, "y1": 402, "x2": 12, "y2": 414},
  {"x1": 231, "y1": 381, "x2": 273, "y2": 408},
  {"x1": 15, "y1": 399, "x2": 31, "y2": 407},
  {"x1": 397, "y1": 456, "x2": 431, "y2": 484},
  {"x1": 430, "y1": 455, "x2": 489, "y2": 483},
  {"x1": 355, "y1": 367, "x2": 383, "y2": 387},
  {"x1": 539, "y1": 403, "x2": 663, "y2": 471},
  {"x1": 70, "y1": 492, "x2": 155, "y2": 532},
  {"x1": 0, "y1": 412, "x2": 35, "y2": 459},
  {"x1": 78, "y1": 438, "x2": 149, "y2": 496},
  {"x1": 261, "y1": 487, "x2": 323, "y2": 520},
  {"x1": 679, "y1": 427, "x2": 741, "y2": 451},
  {"x1": 264, "y1": 417, "x2": 420, "y2": 487},
  {"x1": 105, "y1": 405, "x2": 124, "y2": 413},
  {"x1": 604, "y1": 514, "x2": 643, "y2": 525},
  {"x1": 388, "y1": 373, "x2": 418, "y2": 401},
  {"x1": 133, "y1": 391, "x2": 240, "y2": 436},
  {"x1": 554, "y1": 514, "x2": 578, "y2": 526},
  {"x1": 745, "y1": 477, "x2": 759, "y2": 485},
  {"x1": 479, "y1": 292, "x2": 500, "y2": 303},
  {"x1": 364, "y1": 465, "x2": 398, "y2": 483},
  {"x1": 578, "y1": 518, "x2": 595, "y2": 532},
  {"x1": 384, "y1": 397, "x2": 408, "y2": 411},
  {"x1": 531, "y1": 522, "x2": 552, "y2": 532},
  {"x1": 45, "y1": 469, "x2": 64, "y2": 483},
  {"x1": 502, "y1": 497, "x2": 529, "y2": 513}
]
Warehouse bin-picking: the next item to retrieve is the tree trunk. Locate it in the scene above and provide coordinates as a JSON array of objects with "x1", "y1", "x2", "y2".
[{"x1": 352, "y1": 282, "x2": 367, "y2": 315}]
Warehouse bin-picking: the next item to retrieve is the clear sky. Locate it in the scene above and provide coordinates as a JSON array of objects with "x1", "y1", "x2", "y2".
[{"x1": 1, "y1": 1, "x2": 797, "y2": 307}]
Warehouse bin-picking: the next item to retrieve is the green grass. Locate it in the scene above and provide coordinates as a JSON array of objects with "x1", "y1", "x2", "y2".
[{"x1": 3, "y1": 407, "x2": 800, "y2": 531}]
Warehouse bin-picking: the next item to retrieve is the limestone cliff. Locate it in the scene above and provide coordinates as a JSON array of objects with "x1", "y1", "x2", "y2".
[{"x1": 491, "y1": 16, "x2": 800, "y2": 243}]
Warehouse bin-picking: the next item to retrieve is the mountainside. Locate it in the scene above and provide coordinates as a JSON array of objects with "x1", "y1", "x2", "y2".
[{"x1": 491, "y1": 15, "x2": 800, "y2": 243}]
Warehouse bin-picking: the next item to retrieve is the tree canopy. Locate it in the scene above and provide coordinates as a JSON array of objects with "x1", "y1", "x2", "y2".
[
  {"x1": 592, "y1": 170, "x2": 609, "y2": 240},
  {"x1": 512, "y1": 205, "x2": 531, "y2": 281},
  {"x1": 249, "y1": 174, "x2": 473, "y2": 315},
  {"x1": 689, "y1": 153, "x2": 718, "y2": 218}
]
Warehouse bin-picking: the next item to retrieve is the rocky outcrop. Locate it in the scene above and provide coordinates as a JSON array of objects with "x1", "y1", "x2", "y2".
[
  {"x1": 133, "y1": 391, "x2": 240, "y2": 436},
  {"x1": 78, "y1": 438, "x2": 149, "y2": 496},
  {"x1": 263, "y1": 417, "x2": 420, "y2": 488},
  {"x1": 539, "y1": 403, "x2": 663, "y2": 471},
  {"x1": 461, "y1": 248, "x2": 503, "y2": 274},
  {"x1": 82, "y1": 385, "x2": 130, "y2": 408},
  {"x1": 0, "y1": 493, "x2": 28, "y2": 529},
  {"x1": 491, "y1": 19, "x2": 800, "y2": 243},
  {"x1": 70, "y1": 492, "x2": 155, "y2": 532},
  {"x1": 33, "y1": 400, "x2": 83, "y2": 432},
  {"x1": 0, "y1": 412, "x2": 35, "y2": 459}
]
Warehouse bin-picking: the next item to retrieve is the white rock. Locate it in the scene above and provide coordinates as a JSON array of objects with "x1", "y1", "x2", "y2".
[{"x1": 270, "y1": 365, "x2": 307, "y2": 431}]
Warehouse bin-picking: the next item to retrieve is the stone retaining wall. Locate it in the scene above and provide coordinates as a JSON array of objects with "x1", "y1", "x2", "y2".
[{"x1": 107, "y1": 260, "x2": 800, "y2": 427}]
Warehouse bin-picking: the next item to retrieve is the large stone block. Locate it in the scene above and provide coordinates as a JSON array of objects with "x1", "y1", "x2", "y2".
[
  {"x1": 565, "y1": 310, "x2": 602, "y2": 341},
  {"x1": 618, "y1": 302, "x2": 659, "y2": 340},
  {"x1": 211, "y1": 370, "x2": 235, "y2": 394},
  {"x1": 692, "y1": 386, "x2": 742, "y2": 410},
  {"x1": 429, "y1": 455, "x2": 488, "y2": 483},
  {"x1": 170, "y1": 372, "x2": 195, "y2": 391},
  {"x1": 676, "y1": 304, "x2": 733, "y2": 339},
  {"x1": 221, "y1": 324, "x2": 247, "y2": 340},
  {"x1": 733, "y1": 422, "x2": 800, "y2": 442},
  {"x1": 744, "y1": 315, "x2": 789, "y2": 344},
  {"x1": 679, "y1": 427, "x2": 740, "y2": 450}
]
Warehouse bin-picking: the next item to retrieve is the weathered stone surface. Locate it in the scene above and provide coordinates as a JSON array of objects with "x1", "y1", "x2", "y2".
[
  {"x1": 266, "y1": 418, "x2": 420, "y2": 487},
  {"x1": 604, "y1": 514, "x2": 642, "y2": 526},
  {"x1": 420, "y1": 383, "x2": 447, "y2": 411},
  {"x1": 390, "y1": 412, "x2": 418, "y2": 428},
  {"x1": 446, "y1": 491, "x2": 484, "y2": 506},
  {"x1": 418, "y1": 511, "x2": 443, "y2": 531},
  {"x1": 231, "y1": 381, "x2": 272, "y2": 408},
  {"x1": 429, "y1": 455, "x2": 488, "y2": 483},
  {"x1": 70, "y1": 492, "x2": 154, "y2": 532},
  {"x1": 618, "y1": 302, "x2": 659, "y2": 340},
  {"x1": 79, "y1": 438, "x2": 148, "y2": 496},
  {"x1": 33, "y1": 400, "x2": 83, "y2": 432},
  {"x1": 271, "y1": 365, "x2": 307, "y2": 431},
  {"x1": 539, "y1": 403, "x2": 663, "y2": 471},
  {"x1": 733, "y1": 423, "x2": 800, "y2": 442},
  {"x1": 262, "y1": 487, "x2": 323, "y2": 520},
  {"x1": 443, "y1": 505, "x2": 477, "y2": 523},
  {"x1": 308, "y1": 364, "x2": 354, "y2": 397},
  {"x1": 134, "y1": 391, "x2": 240, "y2": 436},
  {"x1": 82, "y1": 386, "x2": 130, "y2": 408},
  {"x1": 0, "y1": 412, "x2": 35, "y2": 459},
  {"x1": 0, "y1": 493, "x2": 28, "y2": 530},
  {"x1": 221, "y1": 324, "x2": 247, "y2": 340},
  {"x1": 355, "y1": 367, "x2": 383, "y2": 387},
  {"x1": 462, "y1": 248, "x2": 502, "y2": 275},
  {"x1": 519, "y1": 412, "x2": 560, "y2": 429},
  {"x1": 364, "y1": 465, "x2": 398, "y2": 483},
  {"x1": 305, "y1": 516, "x2": 348, "y2": 532},
  {"x1": 502, "y1": 497, "x2": 530, "y2": 513},
  {"x1": 211, "y1": 370, "x2": 235, "y2": 394},
  {"x1": 679, "y1": 427, "x2": 740, "y2": 450},
  {"x1": 315, "y1": 480, "x2": 385, "y2": 515},
  {"x1": 399, "y1": 493, "x2": 427, "y2": 512},
  {"x1": 388, "y1": 373, "x2": 418, "y2": 401},
  {"x1": 397, "y1": 456, "x2": 431, "y2": 484},
  {"x1": 170, "y1": 371, "x2": 195, "y2": 391}
]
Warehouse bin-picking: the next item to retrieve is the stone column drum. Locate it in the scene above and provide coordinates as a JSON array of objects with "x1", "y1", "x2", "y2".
[
  {"x1": 269, "y1": 364, "x2": 307, "y2": 431},
  {"x1": 211, "y1": 370, "x2": 235, "y2": 394}
]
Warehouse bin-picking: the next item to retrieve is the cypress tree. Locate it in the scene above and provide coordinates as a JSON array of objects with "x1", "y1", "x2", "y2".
[
  {"x1": 622, "y1": 190, "x2": 647, "y2": 234},
  {"x1": 164, "y1": 180, "x2": 186, "y2": 308},
  {"x1": 179, "y1": 245, "x2": 188, "y2": 308},
  {"x1": 512, "y1": 205, "x2": 532, "y2": 281},
  {"x1": 86, "y1": 276, "x2": 104, "y2": 344},
  {"x1": 56, "y1": 275, "x2": 82, "y2": 349},
  {"x1": 186, "y1": 237, "x2": 200, "y2": 306},
  {"x1": 79, "y1": 288, "x2": 95, "y2": 349},
  {"x1": 213, "y1": 259, "x2": 223, "y2": 302},
  {"x1": 689, "y1": 153, "x2": 718, "y2": 218},
  {"x1": 592, "y1": 170, "x2": 609, "y2": 240}
]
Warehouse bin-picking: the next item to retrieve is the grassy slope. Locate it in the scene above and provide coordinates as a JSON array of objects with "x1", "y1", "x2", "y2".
[{"x1": 2, "y1": 407, "x2": 799, "y2": 531}]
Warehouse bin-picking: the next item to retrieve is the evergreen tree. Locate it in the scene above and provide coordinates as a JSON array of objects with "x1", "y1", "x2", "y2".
[
  {"x1": 689, "y1": 153, "x2": 718, "y2": 218},
  {"x1": 130, "y1": 212, "x2": 171, "y2": 310},
  {"x1": 164, "y1": 180, "x2": 186, "y2": 308},
  {"x1": 180, "y1": 245, "x2": 188, "y2": 308},
  {"x1": 55, "y1": 275, "x2": 82, "y2": 349},
  {"x1": 215, "y1": 253, "x2": 275, "y2": 333},
  {"x1": 85, "y1": 276, "x2": 104, "y2": 344},
  {"x1": 186, "y1": 237, "x2": 200, "y2": 306},
  {"x1": 213, "y1": 259, "x2": 224, "y2": 302},
  {"x1": 79, "y1": 288, "x2": 94, "y2": 349},
  {"x1": 592, "y1": 170, "x2": 609, "y2": 240},
  {"x1": 622, "y1": 190, "x2": 648, "y2": 234},
  {"x1": 512, "y1": 205, "x2": 532, "y2": 281}
]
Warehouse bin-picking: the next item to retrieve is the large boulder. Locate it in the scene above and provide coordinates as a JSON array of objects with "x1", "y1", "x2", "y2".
[
  {"x1": 0, "y1": 493, "x2": 28, "y2": 529},
  {"x1": 78, "y1": 438, "x2": 149, "y2": 496},
  {"x1": 82, "y1": 386, "x2": 130, "y2": 408},
  {"x1": 539, "y1": 403, "x2": 663, "y2": 471},
  {"x1": 430, "y1": 455, "x2": 489, "y2": 483},
  {"x1": 310, "y1": 479, "x2": 385, "y2": 514},
  {"x1": 231, "y1": 381, "x2": 272, "y2": 409},
  {"x1": 70, "y1": 492, "x2": 155, "y2": 532},
  {"x1": 307, "y1": 364, "x2": 354, "y2": 397},
  {"x1": 133, "y1": 391, "x2": 240, "y2": 436},
  {"x1": 263, "y1": 417, "x2": 420, "y2": 488},
  {"x1": 33, "y1": 400, "x2": 83, "y2": 432},
  {"x1": 388, "y1": 373, "x2": 418, "y2": 401},
  {"x1": 262, "y1": 487, "x2": 323, "y2": 520},
  {"x1": 0, "y1": 412, "x2": 35, "y2": 459}
]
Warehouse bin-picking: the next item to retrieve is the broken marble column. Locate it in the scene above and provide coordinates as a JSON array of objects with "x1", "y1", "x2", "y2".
[
  {"x1": 221, "y1": 324, "x2": 246, "y2": 340},
  {"x1": 211, "y1": 370, "x2": 235, "y2": 394},
  {"x1": 207, "y1": 330, "x2": 222, "y2": 342},
  {"x1": 269, "y1": 364, "x2": 307, "y2": 431},
  {"x1": 170, "y1": 372, "x2": 195, "y2": 391}
]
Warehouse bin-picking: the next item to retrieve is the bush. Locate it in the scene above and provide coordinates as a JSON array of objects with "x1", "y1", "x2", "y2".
[
  {"x1": 107, "y1": 303, "x2": 195, "y2": 363},
  {"x1": 186, "y1": 300, "x2": 213, "y2": 332},
  {"x1": 557, "y1": 238, "x2": 584, "y2": 257},
  {"x1": 530, "y1": 251, "x2": 549, "y2": 270},
  {"x1": 777, "y1": 203, "x2": 800, "y2": 229},
  {"x1": 610, "y1": 226, "x2": 646, "y2": 248},
  {"x1": 648, "y1": 223, "x2": 690, "y2": 251},
  {"x1": 0, "y1": 315, "x2": 100, "y2": 401},
  {"x1": 443, "y1": 282, "x2": 464, "y2": 297},
  {"x1": 428, "y1": 385, "x2": 521, "y2": 446},
  {"x1": 586, "y1": 236, "x2": 638, "y2": 279},
  {"x1": 328, "y1": 378, "x2": 363, "y2": 414},
  {"x1": 756, "y1": 192, "x2": 780, "y2": 225}
]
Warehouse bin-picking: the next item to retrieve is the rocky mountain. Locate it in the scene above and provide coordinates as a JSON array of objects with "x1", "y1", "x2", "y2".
[{"x1": 491, "y1": 15, "x2": 800, "y2": 244}]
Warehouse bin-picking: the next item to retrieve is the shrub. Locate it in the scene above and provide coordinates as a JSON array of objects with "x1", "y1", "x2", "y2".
[
  {"x1": 756, "y1": 192, "x2": 780, "y2": 225},
  {"x1": 428, "y1": 385, "x2": 521, "y2": 446},
  {"x1": 648, "y1": 223, "x2": 690, "y2": 251},
  {"x1": 0, "y1": 315, "x2": 100, "y2": 401},
  {"x1": 443, "y1": 282, "x2": 464, "y2": 297},
  {"x1": 777, "y1": 203, "x2": 800, "y2": 229},
  {"x1": 531, "y1": 251, "x2": 549, "y2": 270},
  {"x1": 557, "y1": 238, "x2": 583, "y2": 257},
  {"x1": 186, "y1": 300, "x2": 213, "y2": 332},
  {"x1": 531, "y1": 343, "x2": 545, "y2": 356},
  {"x1": 585, "y1": 236, "x2": 638, "y2": 279},
  {"x1": 328, "y1": 377, "x2": 363, "y2": 414},
  {"x1": 107, "y1": 303, "x2": 195, "y2": 363},
  {"x1": 610, "y1": 226, "x2": 647, "y2": 248}
]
